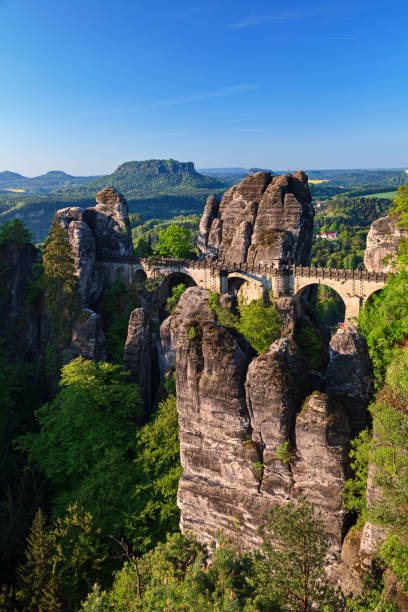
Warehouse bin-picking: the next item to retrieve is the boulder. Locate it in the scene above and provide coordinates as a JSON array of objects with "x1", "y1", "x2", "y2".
[{"x1": 364, "y1": 215, "x2": 406, "y2": 273}]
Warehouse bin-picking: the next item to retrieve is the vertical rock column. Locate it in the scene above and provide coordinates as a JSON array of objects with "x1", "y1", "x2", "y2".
[
  {"x1": 123, "y1": 308, "x2": 152, "y2": 414},
  {"x1": 176, "y1": 319, "x2": 262, "y2": 546}
]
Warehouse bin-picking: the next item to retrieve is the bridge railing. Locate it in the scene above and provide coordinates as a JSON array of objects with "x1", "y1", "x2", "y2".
[{"x1": 95, "y1": 255, "x2": 388, "y2": 283}]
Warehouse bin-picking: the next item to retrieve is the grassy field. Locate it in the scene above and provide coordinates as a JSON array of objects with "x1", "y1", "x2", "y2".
[{"x1": 365, "y1": 191, "x2": 397, "y2": 199}]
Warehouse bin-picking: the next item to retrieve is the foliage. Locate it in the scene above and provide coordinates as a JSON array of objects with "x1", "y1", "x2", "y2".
[
  {"x1": 358, "y1": 269, "x2": 408, "y2": 386},
  {"x1": 257, "y1": 498, "x2": 345, "y2": 611},
  {"x1": 98, "y1": 280, "x2": 140, "y2": 363},
  {"x1": 390, "y1": 182, "x2": 408, "y2": 229},
  {"x1": 17, "y1": 505, "x2": 106, "y2": 611},
  {"x1": 124, "y1": 394, "x2": 182, "y2": 554},
  {"x1": 276, "y1": 440, "x2": 293, "y2": 464},
  {"x1": 154, "y1": 223, "x2": 196, "y2": 259},
  {"x1": 166, "y1": 282, "x2": 187, "y2": 313},
  {"x1": 0, "y1": 218, "x2": 32, "y2": 246},
  {"x1": 208, "y1": 291, "x2": 282, "y2": 355},
  {"x1": 18, "y1": 358, "x2": 143, "y2": 534},
  {"x1": 295, "y1": 326, "x2": 327, "y2": 371},
  {"x1": 343, "y1": 428, "x2": 371, "y2": 522},
  {"x1": 16, "y1": 509, "x2": 62, "y2": 611},
  {"x1": 42, "y1": 214, "x2": 80, "y2": 346},
  {"x1": 79, "y1": 583, "x2": 109, "y2": 611},
  {"x1": 236, "y1": 297, "x2": 282, "y2": 355}
]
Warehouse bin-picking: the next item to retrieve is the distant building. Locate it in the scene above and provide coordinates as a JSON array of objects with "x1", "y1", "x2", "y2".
[{"x1": 318, "y1": 232, "x2": 338, "y2": 240}]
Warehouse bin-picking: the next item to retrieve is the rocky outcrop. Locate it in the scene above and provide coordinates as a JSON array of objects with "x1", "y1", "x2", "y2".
[
  {"x1": 246, "y1": 339, "x2": 305, "y2": 502},
  {"x1": 0, "y1": 241, "x2": 42, "y2": 362},
  {"x1": 56, "y1": 187, "x2": 133, "y2": 306},
  {"x1": 364, "y1": 215, "x2": 407, "y2": 273},
  {"x1": 123, "y1": 308, "x2": 152, "y2": 412},
  {"x1": 159, "y1": 287, "x2": 213, "y2": 378},
  {"x1": 176, "y1": 312, "x2": 352, "y2": 558},
  {"x1": 66, "y1": 308, "x2": 107, "y2": 362},
  {"x1": 177, "y1": 318, "x2": 262, "y2": 547},
  {"x1": 292, "y1": 393, "x2": 351, "y2": 557},
  {"x1": 325, "y1": 328, "x2": 373, "y2": 434},
  {"x1": 57, "y1": 207, "x2": 100, "y2": 304},
  {"x1": 83, "y1": 187, "x2": 134, "y2": 258},
  {"x1": 198, "y1": 171, "x2": 314, "y2": 267}
]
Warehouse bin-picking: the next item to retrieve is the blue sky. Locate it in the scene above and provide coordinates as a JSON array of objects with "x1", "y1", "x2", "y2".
[{"x1": 0, "y1": 0, "x2": 407, "y2": 175}]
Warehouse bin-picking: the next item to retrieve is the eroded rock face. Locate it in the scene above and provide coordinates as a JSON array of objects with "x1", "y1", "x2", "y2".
[
  {"x1": 364, "y1": 215, "x2": 407, "y2": 273},
  {"x1": 83, "y1": 187, "x2": 134, "y2": 258},
  {"x1": 56, "y1": 188, "x2": 134, "y2": 305},
  {"x1": 246, "y1": 339, "x2": 305, "y2": 502},
  {"x1": 198, "y1": 171, "x2": 314, "y2": 267},
  {"x1": 123, "y1": 308, "x2": 152, "y2": 412},
  {"x1": 176, "y1": 313, "x2": 352, "y2": 558},
  {"x1": 0, "y1": 242, "x2": 42, "y2": 362},
  {"x1": 67, "y1": 308, "x2": 107, "y2": 362},
  {"x1": 177, "y1": 319, "x2": 263, "y2": 547},
  {"x1": 325, "y1": 328, "x2": 373, "y2": 434},
  {"x1": 159, "y1": 287, "x2": 213, "y2": 379},
  {"x1": 292, "y1": 393, "x2": 351, "y2": 556}
]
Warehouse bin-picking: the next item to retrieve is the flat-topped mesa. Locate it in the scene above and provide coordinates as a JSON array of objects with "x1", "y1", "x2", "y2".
[
  {"x1": 83, "y1": 186, "x2": 134, "y2": 258},
  {"x1": 198, "y1": 170, "x2": 314, "y2": 267}
]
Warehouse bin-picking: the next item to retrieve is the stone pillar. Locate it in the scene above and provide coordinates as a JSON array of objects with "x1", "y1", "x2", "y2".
[{"x1": 344, "y1": 296, "x2": 362, "y2": 325}]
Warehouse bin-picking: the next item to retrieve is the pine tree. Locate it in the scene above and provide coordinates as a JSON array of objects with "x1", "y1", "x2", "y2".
[
  {"x1": 17, "y1": 509, "x2": 62, "y2": 611},
  {"x1": 43, "y1": 214, "x2": 80, "y2": 346}
]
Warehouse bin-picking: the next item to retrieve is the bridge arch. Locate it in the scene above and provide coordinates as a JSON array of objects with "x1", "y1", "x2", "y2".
[
  {"x1": 227, "y1": 272, "x2": 264, "y2": 303},
  {"x1": 157, "y1": 271, "x2": 197, "y2": 317},
  {"x1": 295, "y1": 283, "x2": 346, "y2": 334}
]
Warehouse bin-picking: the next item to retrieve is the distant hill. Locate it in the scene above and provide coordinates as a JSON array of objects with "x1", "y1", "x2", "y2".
[
  {"x1": 74, "y1": 159, "x2": 224, "y2": 195},
  {"x1": 0, "y1": 160, "x2": 227, "y2": 241},
  {"x1": 0, "y1": 170, "x2": 97, "y2": 193}
]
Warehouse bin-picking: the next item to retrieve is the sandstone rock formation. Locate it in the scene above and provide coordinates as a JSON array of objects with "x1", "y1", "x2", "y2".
[
  {"x1": 57, "y1": 207, "x2": 99, "y2": 303},
  {"x1": 123, "y1": 307, "x2": 152, "y2": 412},
  {"x1": 364, "y1": 215, "x2": 407, "y2": 273},
  {"x1": 83, "y1": 187, "x2": 134, "y2": 258},
  {"x1": 292, "y1": 393, "x2": 351, "y2": 556},
  {"x1": 325, "y1": 328, "x2": 373, "y2": 434},
  {"x1": 57, "y1": 187, "x2": 133, "y2": 306},
  {"x1": 198, "y1": 171, "x2": 314, "y2": 267},
  {"x1": 66, "y1": 308, "x2": 107, "y2": 362},
  {"x1": 0, "y1": 240, "x2": 42, "y2": 362},
  {"x1": 176, "y1": 294, "x2": 352, "y2": 559},
  {"x1": 246, "y1": 339, "x2": 305, "y2": 502},
  {"x1": 159, "y1": 287, "x2": 213, "y2": 378}
]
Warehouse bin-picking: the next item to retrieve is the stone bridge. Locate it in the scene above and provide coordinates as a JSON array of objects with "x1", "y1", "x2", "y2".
[{"x1": 96, "y1": 256, "x2": 388, "y2": 324}]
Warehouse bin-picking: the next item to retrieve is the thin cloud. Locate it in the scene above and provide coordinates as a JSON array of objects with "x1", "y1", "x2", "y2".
[
  {"x1": 77, "y1": 84, "x2": 260, "y2": 118},
  {"x1": 230, "y1": 9, "x2": 307, "y2": 29}
]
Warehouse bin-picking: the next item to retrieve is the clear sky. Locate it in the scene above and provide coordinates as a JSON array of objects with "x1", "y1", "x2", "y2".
[{"x1": 0, "y1": 0, "x2": 407, "y2": 176}]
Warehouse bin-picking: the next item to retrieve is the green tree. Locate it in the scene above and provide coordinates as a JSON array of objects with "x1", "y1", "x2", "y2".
[
  {"x1": 125, "y1": 394, "x2": 182, "y2": 554},
  {"x1": 236, "y1": 297, "x2": 282, "y2": 355},
  {"x1": 166, "y1": 282, "x2": 187, "y2": 313},
  {"x1": 16, "y1": 509, "x2": 62, "y2": 612},
  {"x1": 256, "y1": 499, "x2": 345, "y2": 611},
  {"x1": 42, "y1": 214, "x2": 80, "y2": 345},
  {"x1": 154, "y1": 224, "x2": 195, "y2": 259},
  {"x1": 0, "y1": 219, "x2": 32, "y2": 246},
  {"x1": 18, "y1": 358, "x2": 142, "y2": 534},
  {"x1": 358, "y1": 270, "x2": 408, "y2": 386},
  {"x1": 50, "y1": 504, "x2": 106, "y2": 611}
]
